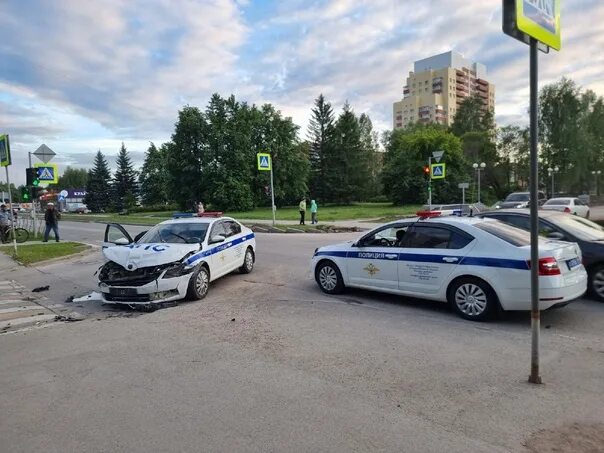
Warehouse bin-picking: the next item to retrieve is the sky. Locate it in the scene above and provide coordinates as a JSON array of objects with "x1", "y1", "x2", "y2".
[{"x1": 1, "y1": 0, "x2": 603, "y2": 184}]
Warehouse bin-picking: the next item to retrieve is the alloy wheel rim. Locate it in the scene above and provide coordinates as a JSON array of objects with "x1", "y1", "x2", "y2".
[
  {"x1": 455, "y1": 283, "x2": 487, "y2": 316},
  {"x1": 593, "y1": 270, "x2": 604, "y2": 298},
  {"x1": 196, "y1": 269, "x2": 209, "y2": 295},
  {"x1": 245, "y1": 251, "x2": 253, "y2": 270},
  {"x1": 319, "y1": 266, "x2": 337, "y2": 291}
]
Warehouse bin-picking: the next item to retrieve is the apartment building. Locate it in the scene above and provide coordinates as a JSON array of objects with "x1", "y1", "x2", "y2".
[{"x1": 393, "y1": 51, "x2": 495, "y2": 129}]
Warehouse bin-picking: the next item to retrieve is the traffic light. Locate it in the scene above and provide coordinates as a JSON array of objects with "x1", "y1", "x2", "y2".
[
  {"x1": 21, "y1": 186, "x2": 30, "y2": 201},
  {"x1": 26, "y1": 167, "x2": 40, "y2": 187},
  {"x1": 423, "y1": 165, "x2": 430, "y2": 176}
]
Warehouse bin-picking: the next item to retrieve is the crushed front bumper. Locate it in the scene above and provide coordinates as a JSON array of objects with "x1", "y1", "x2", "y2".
[{"x1": 98, "y1": 274, "x2": 191, "y2": 305}]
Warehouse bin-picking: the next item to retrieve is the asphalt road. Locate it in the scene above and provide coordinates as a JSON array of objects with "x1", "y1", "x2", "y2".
[{"x1": 1, "y1": 221, "x2": 603, "y2": 452}]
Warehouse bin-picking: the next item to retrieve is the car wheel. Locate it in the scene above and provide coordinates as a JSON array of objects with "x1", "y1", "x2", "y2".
[
  {"x1": 315, "y1": 260, "x2": 344, "y2": 294},
  {"x1": 239, "y1": 247, "x2": 254, "y2": 274},
  {"x1": 186, "y1": 265, "x2": 210, "y2": 300},
  {"x1": 588, "y1": 265, "x2": 604, "y2": 302},
  {"x1": 448, "y1": 277, "x2": 498, "y2": 321}
]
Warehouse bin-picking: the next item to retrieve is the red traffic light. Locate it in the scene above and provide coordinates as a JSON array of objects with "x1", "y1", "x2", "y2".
[{"x1": 423, "y1": 166, "x2": 430, "y2": 175}]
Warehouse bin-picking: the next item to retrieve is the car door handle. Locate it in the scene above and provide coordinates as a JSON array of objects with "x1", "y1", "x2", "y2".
[{"x1": 442, "y1": 257, "x2": 459, "y2": 263}]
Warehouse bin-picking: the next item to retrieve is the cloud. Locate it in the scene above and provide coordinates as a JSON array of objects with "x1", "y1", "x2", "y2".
[{"x1": 1, "y1": 0, "x2": 603, "y2": 181}]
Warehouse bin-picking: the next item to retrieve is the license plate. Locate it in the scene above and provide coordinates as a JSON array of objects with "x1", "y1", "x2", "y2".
[
  {"x1": 566, "y1": 258, "x2": 581, "y2": 270},
  {"x1": 109, "y1": 287, "x2": 138, "y2": 297}
]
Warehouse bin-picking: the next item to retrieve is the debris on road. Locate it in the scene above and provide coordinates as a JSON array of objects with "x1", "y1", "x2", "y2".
[
  {"x1": 65, "y1": 296, "x2": 74, "y2": 303},
  {"x1": 55, "y1": 311, "x2": 85, "y2": 322},
  {"x1": 32, "y1": 285, "x2": 50, "y2": 292},
  {"x1": 72, "y1": 292, "x2": 103, "y2": 303}
]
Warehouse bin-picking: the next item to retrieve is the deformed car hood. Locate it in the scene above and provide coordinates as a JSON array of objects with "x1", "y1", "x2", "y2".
[{"x1": 103, "y1": 243, "x2": 200, "y2": 270}]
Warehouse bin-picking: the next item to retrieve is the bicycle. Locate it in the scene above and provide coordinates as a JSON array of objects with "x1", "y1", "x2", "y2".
[{"x1": 0, "y1": 225, "x2": 29, "y2": 244}]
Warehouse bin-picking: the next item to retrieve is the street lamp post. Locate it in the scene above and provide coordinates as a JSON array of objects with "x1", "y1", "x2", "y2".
[
  {"x1": 547, "y1": 166, "x2": 559, "y2": 198},
  {"x1": 473, "y1": 162, "x2": 486, "y2": 203},
  {"x1": 592, "y1": 170, "x2": 602, "y2": 196}
]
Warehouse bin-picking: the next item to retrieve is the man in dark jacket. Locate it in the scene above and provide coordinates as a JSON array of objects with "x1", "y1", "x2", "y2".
[{"x1": 43, "y1": 202, "x2": 61, "y2": 242}]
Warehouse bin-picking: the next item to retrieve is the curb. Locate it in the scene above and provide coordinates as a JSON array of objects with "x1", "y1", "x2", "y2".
[{"x1": 28, "y1": 244, "x2": 98, "y2": 267}]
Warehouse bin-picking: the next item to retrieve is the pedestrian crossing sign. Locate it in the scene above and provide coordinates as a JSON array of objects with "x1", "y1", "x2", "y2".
[
  {"x1": 431, "y1": 163, "x2": 446, "y2": 179},
  {"x1": 34, "y1": 162, "x2": 58, "y2": 184},
  {"x1": 257, "y1": 153, "x2": 271, "y2": 171}
]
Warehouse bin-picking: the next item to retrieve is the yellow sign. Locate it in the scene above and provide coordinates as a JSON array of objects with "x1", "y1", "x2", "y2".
[
  {"x1": 363, "y1": 263, "x2": 380, "y2": 276},
  {"x1": 257, "y1": 153, "x2": 271, "y2": 171},
  {"x1": 431, "y1": 163, "x2": 446, "y2": 180},
  {"x1": 33, "y1": 162, "x2": 59, "y2": 184},
  {"x1": 516, "y1": 0, "x2": 560, "y2": 50}
]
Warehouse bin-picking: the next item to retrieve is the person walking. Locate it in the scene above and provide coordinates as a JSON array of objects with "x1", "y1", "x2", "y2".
[
  {"x1": 0, "y1": 204, "x2": 10, "y2": 243},
  {"x1": 298, "y1": 198, "x2": 306, "y2": 225},
  {"x1": 310, "y1": 199, "x2": 318, "y2": 224},
  {"x1": 43, "y1": 202, "x2": 61, "y2": 242}
]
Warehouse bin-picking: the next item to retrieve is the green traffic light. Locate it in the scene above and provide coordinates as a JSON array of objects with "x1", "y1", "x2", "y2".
[{"x1": 32, "y1": 179, "x2": 40, "y2": 187}]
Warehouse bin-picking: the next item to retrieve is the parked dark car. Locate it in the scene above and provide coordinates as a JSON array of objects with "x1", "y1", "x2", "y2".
[
  {"x1": 479, "y1": 209, "x2": 604, "y2": 301},
  {"x1": 494, "y1": 191, "x2": 547, "y2": 209}
]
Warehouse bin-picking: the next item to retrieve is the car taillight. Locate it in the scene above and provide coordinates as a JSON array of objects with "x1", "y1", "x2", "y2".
[
  {"x1": 538, "y1": 257, "x2": 561, "y2": 276},
  {"x1": 527, "y1": 257, "x2": 561, "y2": 276},
  {"x1": 563, "y1": 207, "x2": 571, "y2": 213}
]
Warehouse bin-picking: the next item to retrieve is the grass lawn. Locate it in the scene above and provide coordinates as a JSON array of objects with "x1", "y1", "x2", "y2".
[
  {"x1": 0, "y1": 242, "x2": 91, "y2": 265},
  {"x1": 61, "y1": 203, "x2": 421, "y2": 225}
]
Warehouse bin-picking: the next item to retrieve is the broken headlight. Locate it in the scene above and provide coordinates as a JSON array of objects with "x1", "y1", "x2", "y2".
[{"x1": 162, "y1": 262, "x2": 192, "y2": 278}]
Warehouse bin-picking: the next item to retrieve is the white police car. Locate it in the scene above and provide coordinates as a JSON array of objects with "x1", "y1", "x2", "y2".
[
  {"x1": 311, "y1": 213, "x2": 587, "y2": 320},
  {"x1": 99, "y1": 216, "x2": 255, "y2": 305}
]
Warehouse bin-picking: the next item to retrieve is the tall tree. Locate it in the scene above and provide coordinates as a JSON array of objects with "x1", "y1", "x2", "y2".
[
  {"x1": 307, "y1": 94, "x2": 335, "y2": 201},
  {"x1": 58, "y1": 167, "x2": 88, "y2": 189},
  {"x1": 112, "y1": 143, "x2": 139, "y2": 211},
  {"x1": 359, "y1": 113, "x2": 382, "y2": 198},
  {"x1": 451, "y1": 94, "x2": 495, "y2": 137},
  {"x1": 84, "y1": 150, "x2": 112, "y2": 213},
  {"x1": 165, "y1": 106, "x2": 206, "y2": 210},
  {"x1": 139, "y1": 142, "x2": 168, "y2": 206},
  {"x1": 382, "y1": 125, "x2": 467, "y2": 205}
]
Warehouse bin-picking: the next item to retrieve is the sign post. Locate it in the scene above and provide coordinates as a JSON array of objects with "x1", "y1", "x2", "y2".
[
  {"x1": 427, "y1": 150, "x2": 445, "y2": 211},
  {"x1": 257, "y1": 153, "x2": 275, "y2": 226},
  {"x1": 0, "y1": 135, "x2": 17, "y2": 255},
  {"x1": 503, "y1": 0, "x2": 561, "y2": 385},
  {"x1": 458, "y1": 182, "x2": 470, "y2": 205}
]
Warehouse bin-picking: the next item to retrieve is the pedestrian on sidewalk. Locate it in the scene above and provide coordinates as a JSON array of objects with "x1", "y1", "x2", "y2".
[
  {"x1": 299, "y1": 198, "x2": 306, "y2": 225},
  {"x1": 310, "y1": 199, "x2": 318, "y2": 224},
  {"x1": 43, "y1": 202, "x2": 61, "y2": 242},
  {"x1": 197, "y1": 201, "x2": 205, "y2": 216},
  {"x1": 0, "y1": 204, "x2": 10, "y2": 243}
]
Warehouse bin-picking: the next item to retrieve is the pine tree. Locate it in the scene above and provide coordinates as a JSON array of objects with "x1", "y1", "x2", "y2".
[
  {"x1": 84, "y1": 150, "x2": 112, "y2": 213},
  {"x1": 307, "y1": 94, "x2": 335, "y2": 201},
  {"x1": 112, "y1": 143, "x2": 139, "y2": 211},
  {"x1": 139, "y1": 142, "x2": 168, "y2": 206}
]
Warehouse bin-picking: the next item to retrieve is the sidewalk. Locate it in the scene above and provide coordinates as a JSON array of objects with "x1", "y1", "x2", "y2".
[{"x1": 0, "y1": 253, "x2": 57, "y2": 333}]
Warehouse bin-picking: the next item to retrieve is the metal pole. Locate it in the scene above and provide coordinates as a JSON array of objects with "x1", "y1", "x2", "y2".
[
  {"x1": 462, "y1": 187, "x2": 466, "y2": 205},
  {"x1": 551, "y1": 172, "x2": 554, "y2": 198},
  {"x1": 428, "y1": 156, "x2": 432, "y2": 210},
  {"x1": 529, "y1": 38, "x2": 542, "y2": 385},
  {"x1": 269, "y1": 164, "x2": 276, "y2": 227},
  {"x1": 477, "y1": 169, "x2": 481, "y2": 203},
  {"x1": 28, "y1": 152, "x2": 37, "y2": 237},
  {"x1": 5, "y1": 167, "x2": 17, "y2": 255}
]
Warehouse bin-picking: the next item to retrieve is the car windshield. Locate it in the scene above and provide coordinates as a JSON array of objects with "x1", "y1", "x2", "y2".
[
  {"x1": 475, "y1": 221, "x2": 531, "y2": 246},
  {"x1": 505, "y1": 193, "x2": 529, "y2": 202},
  {"x1": 550, "y1": 215, "x2": 604, "y2": 241},
  {"x1": 544, "y1": 199, "x2": 569, "y2": 206},
  {"x1": 138, "y1": 222, "x2": 209, "y2": 244}
]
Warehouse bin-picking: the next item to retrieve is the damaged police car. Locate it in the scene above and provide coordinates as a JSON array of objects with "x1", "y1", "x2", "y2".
[{"x1": 99, "y1": 216, "x2": 255, "y2": 306}]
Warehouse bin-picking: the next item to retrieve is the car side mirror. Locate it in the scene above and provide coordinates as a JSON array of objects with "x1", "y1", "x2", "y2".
[
  {"x1": 547, "y1": 232, "x2": 565, "y2": 240},
  {"x1": 114, "y1": 237, "x2": 130, "y2": 245},
  {"x1": 209, "y1": 234, "x2": 226, "y2": 244}
]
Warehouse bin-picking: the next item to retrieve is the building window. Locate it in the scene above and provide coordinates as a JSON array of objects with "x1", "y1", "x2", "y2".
[
  {"x1": 425, "y1": 80, "x2": 428, "y2": 85},
  {"x1": 396, "y1": 115, "x2": 402, "y2": 120}
]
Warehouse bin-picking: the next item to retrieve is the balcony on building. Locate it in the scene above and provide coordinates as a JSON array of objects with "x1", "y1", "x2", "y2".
[{"x1": 477, "y1": 78, "x2": 488, "y2": 86}]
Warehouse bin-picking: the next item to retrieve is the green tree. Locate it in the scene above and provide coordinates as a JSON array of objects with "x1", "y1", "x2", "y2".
[
  {"x1": 139, "y1": 142, "x2": 168, "y2": 206},
  {"x1": 57, "y1": 167, "x2": 88, "y2": 189},
  {"x1": 84, "y1": 150, "x2": 112, "y2": 213},
  {"x1": 359, "y1": 113, "x2": 383, "y2": 198},
  {"x1": 451, "y1": 94, "x2": 495, "y2": 137},
  {"x1": 165, "y1": 106, "x2": 205, "y2": 210},
  {"x1": 382, "y1": 125, "x2": 467, "y2": 205},
  {"x1": 307, "y1": 94, "x2": 336, "y2": 201},
  {"x1": 112, "y1": 143, "x2": 139, "y2": 211}
]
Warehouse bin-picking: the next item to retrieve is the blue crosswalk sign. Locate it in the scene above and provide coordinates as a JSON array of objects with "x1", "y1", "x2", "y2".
[
  {"x1": 431, "y1": 163, "x2": 446, "y2": 179},
  {"x1": 257, "y1": 153, "x2": 271, "y2": 171}
]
